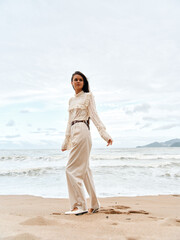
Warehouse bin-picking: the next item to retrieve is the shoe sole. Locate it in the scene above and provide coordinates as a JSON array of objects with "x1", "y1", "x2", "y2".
[{"x1": 75, "y1": 211, "x2": 88, "y2": 216}]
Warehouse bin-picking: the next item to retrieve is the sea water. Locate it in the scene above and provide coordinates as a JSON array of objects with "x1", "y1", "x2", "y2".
[{"x1": 0, "y1": 148, "x2": 180, "y2": 198}]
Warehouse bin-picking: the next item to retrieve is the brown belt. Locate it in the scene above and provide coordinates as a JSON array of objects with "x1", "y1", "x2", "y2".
[{"x1": 71, "y1": 120, "x2": 90, "y2": 130}]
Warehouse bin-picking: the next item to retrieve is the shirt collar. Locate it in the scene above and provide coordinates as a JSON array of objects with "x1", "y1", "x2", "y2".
[{"x1": 75, "y1": 90, "x2": 84, "y2": 97}]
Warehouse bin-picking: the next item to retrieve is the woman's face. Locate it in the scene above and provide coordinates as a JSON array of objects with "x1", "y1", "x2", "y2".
[{"x1": 71, "y1": 74, "x2": 84, "y2": 92}]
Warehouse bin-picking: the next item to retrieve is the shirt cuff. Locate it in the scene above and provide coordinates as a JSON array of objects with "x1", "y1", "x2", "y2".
[
  {"x1": 99, "y1": 129, "x2": 112, "y2": 142},
  {"x1": 61, "y1": 135, "x2": 72, "y2": 150}
]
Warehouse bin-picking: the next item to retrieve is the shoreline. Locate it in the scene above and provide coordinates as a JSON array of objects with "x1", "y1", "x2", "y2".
[
  {"x1": 0, "y1": 193, "x2": 180, "y2": 199},
  {"x1": 0, "y1": 194, "x2": 180, "y2": 240}
]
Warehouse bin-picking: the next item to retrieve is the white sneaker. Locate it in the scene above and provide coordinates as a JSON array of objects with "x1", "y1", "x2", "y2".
[{"x1": 65, "y1": 206, "x2": 88, "y2": 215}]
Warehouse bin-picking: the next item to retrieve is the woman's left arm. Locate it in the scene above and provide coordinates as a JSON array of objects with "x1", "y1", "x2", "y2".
[{"x1": 87, "y1": 92, "x2": 113, "y2": 145}]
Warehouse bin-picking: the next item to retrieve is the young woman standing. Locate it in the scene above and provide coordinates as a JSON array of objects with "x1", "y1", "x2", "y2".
[{"x1": 61, "y1": 71, "x2": 113, "y2": 215}]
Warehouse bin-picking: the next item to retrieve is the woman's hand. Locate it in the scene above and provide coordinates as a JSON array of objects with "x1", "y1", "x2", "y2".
[
  {"x1": 107, "y1": 139, "x2": 113, "y2": 146},
  {"x1": 61, "y1": 148, "x2": 67, "y2": 151}
]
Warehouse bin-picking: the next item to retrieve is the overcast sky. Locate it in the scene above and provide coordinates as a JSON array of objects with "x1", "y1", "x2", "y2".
[{"x1": 0, "y1": 0, "x2": 180, "y2": 149}]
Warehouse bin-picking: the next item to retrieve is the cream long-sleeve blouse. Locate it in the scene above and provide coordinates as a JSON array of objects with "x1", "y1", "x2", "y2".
[{"x1": 61, "y1": 90, "x2": 112, "y2": 150}]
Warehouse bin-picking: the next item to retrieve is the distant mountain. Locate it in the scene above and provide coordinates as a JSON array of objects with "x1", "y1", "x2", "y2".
[
  {"x1": 136, "y1": 138, "x2": 180, "y2": 148},
  {"x1": 171, "y1": 142, "x2": 180, "y2": 147}
]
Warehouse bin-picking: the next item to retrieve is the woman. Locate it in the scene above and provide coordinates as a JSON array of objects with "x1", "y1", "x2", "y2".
[{"x1": 61, "y1": 71, "x2": 113, "y2": 215}]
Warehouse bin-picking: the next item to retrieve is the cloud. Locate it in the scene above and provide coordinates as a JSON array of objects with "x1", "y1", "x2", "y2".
[
  {"x1": 6, "y1": 120, "x2": 15, "y2": 126},
  {"x1": 124, "y1": 103, "x2": 151, "y2": 115},
  {"x1": 153, "y1": 124, "x2": 180, "y2": 130},
  {"x1": 19, "y1": 107, "x2": 46, "y2": 113},
  {"x1": 140, "y1": 123, "x2": 152, "y2": 129},
  {"x1": 5, "y1": 134, "x2": 21, "y2": 138},
  {"x1": 45, "y1": 128, "x2": 57, "y2": 131},
  {"x1": 20, "y1": 109, "x2": 30, "y2": 113},
  {"x1": 30, "y1": 127, "x2": 63, "y2": 136},
  {"x1": 143, "y1": 117, "x2": 158, "y2": 122},
  {"x1": 134, "y1": 104, "x2": 151, "y2": 113}
]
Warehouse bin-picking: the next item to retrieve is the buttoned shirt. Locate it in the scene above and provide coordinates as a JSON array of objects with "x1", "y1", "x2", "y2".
[{"x1": 61, "y1": 90, "x2": 112, "y2": 150}]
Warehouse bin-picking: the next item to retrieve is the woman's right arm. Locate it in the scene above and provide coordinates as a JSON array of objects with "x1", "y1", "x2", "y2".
[{"x1": 61, "y1": 98, "x2": 72, "y2": 151}]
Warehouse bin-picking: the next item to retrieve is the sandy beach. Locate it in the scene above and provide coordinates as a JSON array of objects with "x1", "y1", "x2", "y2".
[{"x1": 0, "y1": 195, "x2": 180, "y2": 240}]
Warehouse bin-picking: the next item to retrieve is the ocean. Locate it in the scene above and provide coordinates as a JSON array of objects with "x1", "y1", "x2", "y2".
[{"x1": 0, "y1": 148, "x2": 180, "y2": 198}]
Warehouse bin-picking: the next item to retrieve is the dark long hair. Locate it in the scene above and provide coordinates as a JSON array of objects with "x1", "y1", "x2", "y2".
[
  {"x1": 71, "y1": 71, "x2": 90, "y2": 92},
  {"x1": 71, "y1": 71, "x2": 90, "y2": 125}
]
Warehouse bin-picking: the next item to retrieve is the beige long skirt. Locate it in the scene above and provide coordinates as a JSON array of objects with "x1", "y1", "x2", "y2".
[{"x1": 65, "y1": 122, "x2": 100, "y2": 211}]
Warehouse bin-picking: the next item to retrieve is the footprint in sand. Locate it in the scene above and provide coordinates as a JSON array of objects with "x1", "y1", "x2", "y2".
[
  {"x1": 51, "y1": 212, "x2": 62, "y2": 215},
  {"x1": 99, "y1": 208, "x2": 123, "y2": 214},
  {"x1": 99, "y1": 207, "x2": 149, "y2": 215},
  {"x1": 3, "y1": 233, "x2": 40, "y2": 240},
  {"x1": 159, "y1": 217, "x2": 180, "y2": 226},
  {"x1": 127, "y1": 210, "x2": 149, "y2": 215},
  {"x1": 148, "y1": 216, "x2": 163, "y2": 221},
  {"x1": 110, "y1": 205, "x2": 130, "y2": 210},
  {"x1": 20, "y1": 216, "x2": 58, "y2": 226},
  {"x1": 126, "y1": 237, "x2": 139, "y2": 240},
  {"x1": 111, "y1": 222, "x2": 118, "y2": 225}
]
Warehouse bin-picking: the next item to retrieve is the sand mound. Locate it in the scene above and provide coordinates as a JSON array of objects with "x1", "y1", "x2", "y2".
[
  {"x1": 20, "y1": 216, "x2": 58, "y2": 226},
  {"x1": 159, "y1": 217, "x2": 180, "y2": 226},
  {"x1": 3, "y1": 233, "x2": 40, "y2": 240}
]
